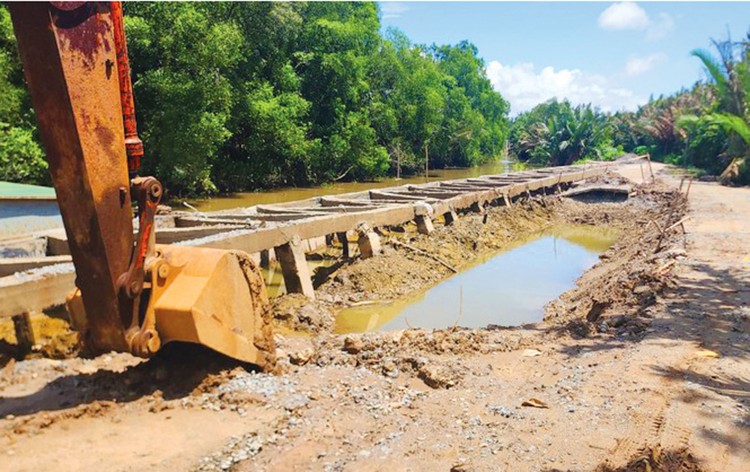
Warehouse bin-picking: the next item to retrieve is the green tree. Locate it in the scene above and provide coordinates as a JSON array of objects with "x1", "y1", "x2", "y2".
[
  {"x1": 509, "y1": 100, "x2": 612, "y2": 166},
  {"x1": 216, "y1": 2, "x2": 318, "y2": 189},
  {"x1": 431, "y1": 41, "x2": 509, "y2": 160},
  {"x1": 680, "y1": 33, "x2": 750, "y2": 183},
  {"x1": 0, "y1": 5, "x2": 47, "y2": 185},
  {"x1": 294, "y1": 2, "x2": 389, "y2": 182},
  {"x1": 125, "y1": 2, "x2": 244, "y2": 195},
  {"x1": 215, "y1": 79, "x2": 317, "y2": 190}
]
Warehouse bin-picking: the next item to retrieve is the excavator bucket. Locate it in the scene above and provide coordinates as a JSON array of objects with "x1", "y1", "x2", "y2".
[
  {"x1": 151, "y1": 247, "x2": 275, "y2": 367},
  {"x1": 67, "y1": 246, "x2": 276, "y2": 369},
  {"x1": 10, "y1": 2, "x2": 276, "y2": 369}
]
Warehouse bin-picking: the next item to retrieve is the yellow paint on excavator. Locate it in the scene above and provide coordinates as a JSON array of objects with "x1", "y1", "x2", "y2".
[{"x1": 67, "y1": 245, "x2": 276, "y2": 370}]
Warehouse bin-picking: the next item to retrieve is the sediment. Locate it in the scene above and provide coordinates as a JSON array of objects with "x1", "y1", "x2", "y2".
[{"x1": 6, "y1": 165, "x2": 741, "y2": 472}]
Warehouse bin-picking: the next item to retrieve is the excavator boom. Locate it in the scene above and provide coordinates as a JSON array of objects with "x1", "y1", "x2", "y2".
[{"x1": 9, "y1": 2, "x2": 275, "y2": 369}]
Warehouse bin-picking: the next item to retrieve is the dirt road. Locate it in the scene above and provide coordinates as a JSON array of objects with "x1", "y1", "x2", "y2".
[{"x1": 1, "y1": 162, "x2": 748, "y2": 471}]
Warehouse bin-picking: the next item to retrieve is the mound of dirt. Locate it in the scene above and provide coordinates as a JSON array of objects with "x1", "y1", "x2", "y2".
[
  {"x1": 272, "y1": 294, "x2": 335, "y2": 333},
  {"x1": 595, "y1": 447, "x2": 705, "y2": 472},
  {"x1": 545, "y1": 181, "x2": 688, "y2": 338}
]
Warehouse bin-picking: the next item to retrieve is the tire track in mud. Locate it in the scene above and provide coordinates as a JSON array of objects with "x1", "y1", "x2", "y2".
[
  {"x1": 606, "y1": 350, "x2": 694, "y2": 468},
  {"x1": 608, "y1": 389, "x2": 669, "y2": 466},
  {"x1": 657, "y1": 402, "x2": 694, "y2": 452}
]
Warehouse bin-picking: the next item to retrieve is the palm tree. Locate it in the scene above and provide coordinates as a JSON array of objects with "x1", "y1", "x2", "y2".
[
  {"x1": 687, "y1": 34, "x2": 750, "y2": 182},
  {"x1": 510, "y1": 100, "x2": 611, "y2": 166},
  {"x1": 640, "y1": 104, "x2": 681, "y2": 156}
]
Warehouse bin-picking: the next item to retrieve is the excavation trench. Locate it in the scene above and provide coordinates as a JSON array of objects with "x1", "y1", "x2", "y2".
[
  {"x1": 270, "y1": 175, "x2": 654, "y2": 336},
  {"x1": 334, "y1": 224, "x2": 619, "y2": 333}
]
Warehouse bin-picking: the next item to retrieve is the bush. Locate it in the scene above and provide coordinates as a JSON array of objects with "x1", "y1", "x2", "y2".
[
  {"x1": 682, "y1": 119, "x2": 729, "y2": 175},
  {"x1": 662, "y1": 153, "x2": 683, "y2": 166},
  {"x1": 594, "y1": 143, "x2": 624, "y2": 161},
  {"x1": 0, "y1": 123, "x2": 47, "y2": 184}
]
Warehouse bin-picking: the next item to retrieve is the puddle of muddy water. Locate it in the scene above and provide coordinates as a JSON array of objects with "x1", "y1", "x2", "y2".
[
  {"x1": 334, "y1": 224, "x2": 619, "y2": 333},
  {"x1": 262, "y1": 259, "x2": 332, "y2": 298}
]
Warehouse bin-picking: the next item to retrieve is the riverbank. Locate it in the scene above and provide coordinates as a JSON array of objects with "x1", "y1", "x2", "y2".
[
  {"x1": 185, "y1": 160, "x2": 523, "y2": 212},
  {"x1": 1, "y1": 162, "x2": 748, "y2": 471},
  {"x1": 268, "y1": 171, "x2": 668, "y2": 336}
]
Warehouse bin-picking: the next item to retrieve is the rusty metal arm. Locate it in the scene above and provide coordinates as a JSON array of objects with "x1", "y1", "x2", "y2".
[
  {"x1": 9, "y1": 2, "x2": 275, "y2": 369},
  {"x1": 9, "y1": 1, "x2": 135, "y2": 352}
]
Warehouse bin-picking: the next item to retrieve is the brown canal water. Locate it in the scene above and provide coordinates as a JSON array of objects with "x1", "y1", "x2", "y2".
[
  {"x1": 189, "y1": 160, "x2": 523, "y2": 212},
  {"x1": 334, "y1": 224, "x2": 619, "y2": 333}
]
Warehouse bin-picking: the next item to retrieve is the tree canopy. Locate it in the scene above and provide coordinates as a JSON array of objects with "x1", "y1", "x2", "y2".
[
  {"x1": 506, "y1": 31, "x2": 749, "y2": 185},
  {"x1": 509, "y1": 100, "x2": 618, "y2": 167},
  {"x1": 0, "y1": 2, "x2": 511, "y2": 195}
]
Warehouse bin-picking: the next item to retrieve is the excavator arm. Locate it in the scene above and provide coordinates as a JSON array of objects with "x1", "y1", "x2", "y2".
[{"x1": 8, "y1": 2, "x2": 275, "y2": 369}]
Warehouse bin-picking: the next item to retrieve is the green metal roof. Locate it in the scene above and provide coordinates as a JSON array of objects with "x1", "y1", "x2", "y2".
[{"x1": 0, "y1": 181, "x2": 56, "y2": 199}]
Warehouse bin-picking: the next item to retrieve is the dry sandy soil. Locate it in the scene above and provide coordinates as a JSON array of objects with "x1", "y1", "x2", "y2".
[{"x1": 1, "y1": 161, "x2": 748, "y2": 471}]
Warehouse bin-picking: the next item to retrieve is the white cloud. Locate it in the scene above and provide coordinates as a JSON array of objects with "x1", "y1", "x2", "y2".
[
  {"x1": 486, "y1": 61, "x2": 645, "y2": 115},
  {"x1": 625, "y1": 53, "x2": 667, "y2": 76},
  {"x1": 645, "y1": 13, "x2": 675, "y2": 42},
  {"x1": 598, "y1": 2, "x2": 649, "y2": 31},
  {"x1": 380, "y1": 2, "x2": 409, "y2": 20},
  {"x1": 598, "y1": 2, "x2": 675, "y2": 41}
]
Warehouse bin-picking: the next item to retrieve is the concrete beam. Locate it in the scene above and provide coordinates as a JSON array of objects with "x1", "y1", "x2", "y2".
[
  {"x1": 0, "y1": 255, "x2": 72, "y2": 277},
  {"x1": 196, "y1": 205, "x2": 416, "y2": 255},
  {"x1": 369, "y1": 190, "x2": 431, "y2": 202},
  {"x1": 274, "y1": 235, "x2": 315, "y2": 299},
  {"x1": 356, "y1": 223, "x2": 381, "y2": 259},
  {"x1": 415, "y1": 215, "x2": 434, "y2": 235},
  {"x1": 155, "y1": 225, "x2": 246, "y2": 244},
  {"x1": 45, "y1": 229, "x2": 70, "y2": 256},
  {"x1": 337, "y1": 232, "x2": 350, "y2": 258},
  {"x1": 12, "y1": 312, "x2": 36, "y2": 353},
  {"x1": 319, "y1": 197, "x2": 375, "y2": 207},
  {"x1": 413, "y1": 202, "x2": 435, "y2": 235},
  {"x1": 175, "y1": 217, "x2": 257, "y2": 227},
  {"x1": 0, "y1": 235, "x2": 47, "y2": 258},
  {"x1": 260, "y1": 249, "x2": 270, "y2": 269},
  {"x1": 0, "y1": 265, "x2": 75, "y2": 319}
]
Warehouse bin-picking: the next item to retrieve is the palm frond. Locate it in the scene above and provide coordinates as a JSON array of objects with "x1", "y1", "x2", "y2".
[
  {"x1": 676, "y1": 114, "x2": 700, "y2": 130},
  {"x1": 691, "y1": 48, "x2": 731, "y2": 101},
  {"x1": 708, "y1": 112, "x2": 750, "y2": 145}
]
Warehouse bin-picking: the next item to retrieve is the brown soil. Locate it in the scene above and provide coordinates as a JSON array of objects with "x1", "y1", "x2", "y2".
[
  {"x1": 271, "y1": 172, "x2": 647, "y2": 335},
  {"x1": 595, "y1": 447, "x2": 705, "y2": 472},
  {"x1": 2, "y1": 162, "x2": 749, "y2": 471}
]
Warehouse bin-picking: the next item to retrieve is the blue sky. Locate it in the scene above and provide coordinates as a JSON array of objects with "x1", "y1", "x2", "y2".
[{"x1": 379, "y1": 1, "x2": 750, "y2": 115}]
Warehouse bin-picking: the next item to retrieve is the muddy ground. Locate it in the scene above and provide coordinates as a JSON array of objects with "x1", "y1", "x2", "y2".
[{"x1": 1, "y1": 162, "x2": 748, "y2": 471}]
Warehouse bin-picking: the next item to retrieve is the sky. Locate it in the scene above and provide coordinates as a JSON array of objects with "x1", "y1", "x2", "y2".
[{"x1": 378, "y1": 1, "x2": 750, "y2": 115}]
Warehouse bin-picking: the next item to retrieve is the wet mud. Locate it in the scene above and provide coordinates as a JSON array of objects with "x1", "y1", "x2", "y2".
[
  {"x1": 272, "y1": 172, "x2": 686, "y2": 341},
  {"x1": 6, "y1": 165, "x2": 746, "y2": 472}
]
